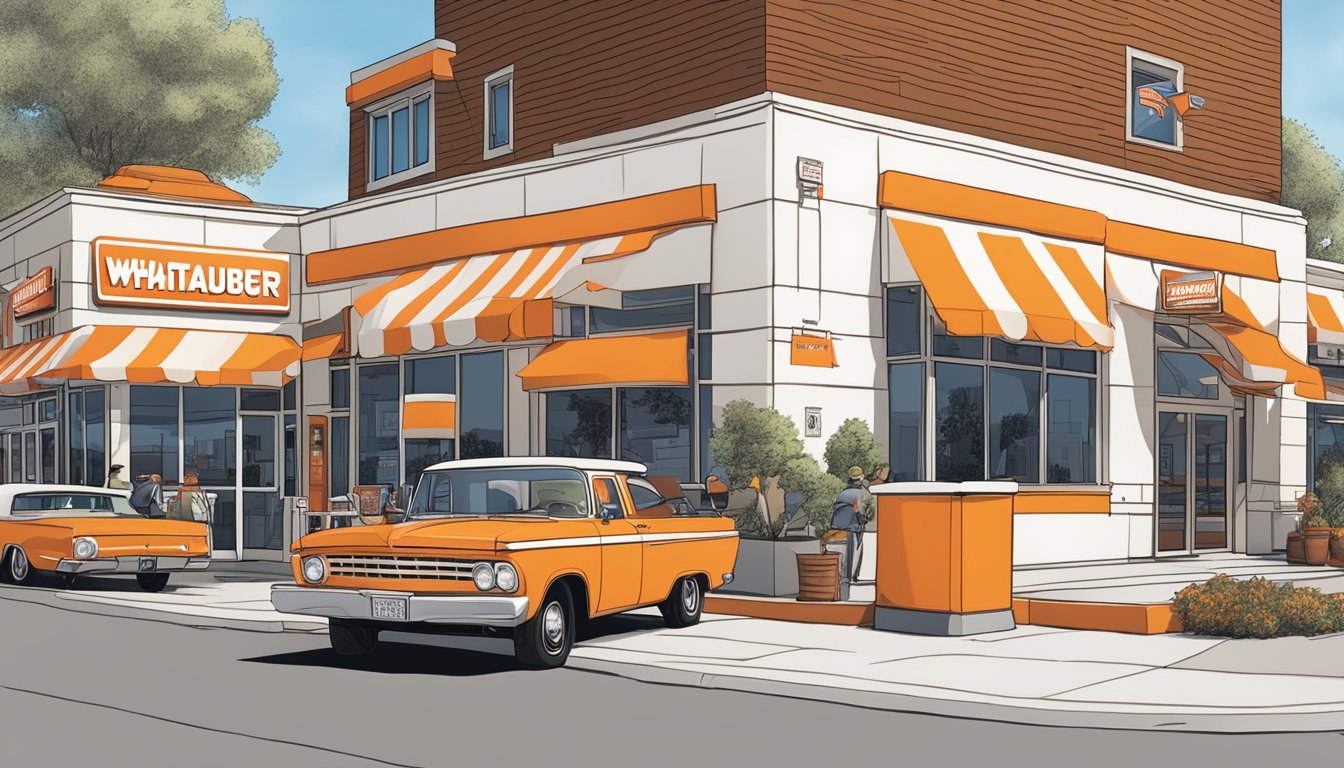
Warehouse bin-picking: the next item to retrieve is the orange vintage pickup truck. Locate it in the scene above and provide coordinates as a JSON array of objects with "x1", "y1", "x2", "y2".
[
  {"x1": 272, "y1": 458, "x2": 739, "y2": 668},
  {"x1": 0, "y1": 484, "x2": 210, "y2": 591}
]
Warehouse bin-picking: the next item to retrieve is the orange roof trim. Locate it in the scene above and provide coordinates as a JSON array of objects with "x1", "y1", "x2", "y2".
[
  {"x1": 97, "y1": 165, "x2": 251, "y2": 204},
  {"x1": 346, "y1": 48, "x2": 455, "y2": 108},
  {"x1": 878, "y1": 171, "x2": 1107, "y2": 245},
  {"x1": 1106, "y1": 222, "x2": 1278, "y2": 282},
  {"x1": 517, "y1": 331, "x2": 689, "y2": 391},
  {"x1": 309, "y1": 184, "x2": 717, "y2": 285}
]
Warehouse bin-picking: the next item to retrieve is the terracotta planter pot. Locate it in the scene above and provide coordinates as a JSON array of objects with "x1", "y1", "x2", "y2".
[
  {"x1": 796, "y1": 552, "x2": 841, "y2": 602},
  {"x1": 1286, "y1": 531, "x2": 1306, "y2": 564},
  {"x1": 1303, "y1": 528, "x2": 1332, "y2": 566},
  {"x1": 1330, "y1": 531, "x2": 1344, "y2": 568}
]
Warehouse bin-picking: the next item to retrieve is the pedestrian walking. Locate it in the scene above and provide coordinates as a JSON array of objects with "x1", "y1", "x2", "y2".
[{"x1": 827, "y1": 466, "x2": 869, "y2": 601}]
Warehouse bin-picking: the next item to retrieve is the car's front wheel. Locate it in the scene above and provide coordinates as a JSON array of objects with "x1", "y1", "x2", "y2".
[
  {"x1": 136, "y1": 573, "x2": 170, "y2": 592},
  {"x1": 659, "y1": 575, "x2": 703, "y2": 628},
  {"x1": 329, "y1": 618, "x2": 379, "y2": 656},
  {"x1": 515, "y1": 581, "x2": 574, "y2": 669},
  {"x1": 5, "y1": 547, "x2": 35, "y2": 586}
]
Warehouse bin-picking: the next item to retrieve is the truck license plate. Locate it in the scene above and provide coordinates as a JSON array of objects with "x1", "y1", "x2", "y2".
[
  {"x1": 371, "y1": 596, "x2": 407, "y2": 621},
  {"x1": 138, "y1": 557, "x2": 157, "y2": 573}
]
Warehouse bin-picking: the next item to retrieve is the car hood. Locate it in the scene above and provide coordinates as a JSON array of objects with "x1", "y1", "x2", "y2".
[{"x1": 299, "y1": 516, "x2": 558, "y2": 553}]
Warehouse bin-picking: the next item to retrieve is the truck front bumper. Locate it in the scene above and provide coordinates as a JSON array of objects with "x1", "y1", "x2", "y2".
[
  {"x1": 55, "y1": 556, "x2": 211, "y2": 575},
  {"x1": 270, "y1": 585, "x2": 529, "y2": 628}
]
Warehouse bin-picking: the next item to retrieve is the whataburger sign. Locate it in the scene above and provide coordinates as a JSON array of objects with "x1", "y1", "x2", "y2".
[{"x1": 92, "y1": 237, "x2": 290, "y2": 314}]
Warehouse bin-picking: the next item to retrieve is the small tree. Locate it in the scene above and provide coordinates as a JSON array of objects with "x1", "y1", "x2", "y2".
[
  {"x1": 1282, "y1": 118, "x2": 1344, "y2": 262},
  {"x1": 823, "y1": 418, "x2": 885, "y2": 479},
  {"x1": 1315, "y1": 460, "x2": 1344, "y2": 529}
]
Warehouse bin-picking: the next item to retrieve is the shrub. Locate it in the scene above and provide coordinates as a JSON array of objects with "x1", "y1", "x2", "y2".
[
  {"x1": 1316, "y1": 461, "x2": 1344, "y2": 528},
  {"x1": 1172, "y1": 575, "x2": 1344, "y2": 638},
  {"x1": 1304, "y1": 514, "x2": 1330, "y2": 529}
]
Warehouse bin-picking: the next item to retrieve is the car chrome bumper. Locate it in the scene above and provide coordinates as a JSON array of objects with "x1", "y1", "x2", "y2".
[
  {"x1": 55, "y1": 556, "x2": 211, "y2": 575},
  {"x1": 270, "y1": 585, "x2": 529, "y2": 628}
]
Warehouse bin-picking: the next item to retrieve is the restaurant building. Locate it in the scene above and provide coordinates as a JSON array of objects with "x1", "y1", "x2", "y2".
[{"x1": 0, "y1": 1, "x2": 1336, "y2": 564}]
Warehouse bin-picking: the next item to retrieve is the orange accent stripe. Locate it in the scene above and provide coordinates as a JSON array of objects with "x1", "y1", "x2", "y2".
[
  {"x1": 352, "y1": 268, "x2": 430, "y2": 317},
  {"x1": 345, "y1": 48, "x2": 455, "y2": 108},
  {"x1": 889, "y1": 218, "x2": 1002, "y2": 337},
  {"x1": 1012, "y1": 491, "x2": 1111, "y2": 514},
  {"x1": 1107, "y1": 221, "x2": 1279, "y2": 281},
  {"x1": 307, "y1": 185, "x2": 717, "y2": 284},
  {"x1": 122, "y1": 328, "x2": 187, "y2": 383},
  {"x1": 385, "y1": 259, "x2": 471, "y2": 331},
  {"x1": 703, "y1": 595, "x2": 875, "y2": 627},
  {"x1": 50, "y1": 327, "x2": 139, "y2": 380},
  {"x1": 522, "y1": 244, "x2": 582, "y2": 300},
  {"x1": 496, "y1": 247, "x2": 552, "y2": 297},
  {"x1": 20, "y1": 334, "x2": 75, "y2": 379},
  {"x1": 403, "y1": 400, "x2": 457, "y2": 431},
  {"x1": 1045, "y1": 243, "x2": 1107, "y2": 325},
  {"x1": 878, "y1": 171, "x2": 1107, "y2": 244},
  {"x1": 979, "y1": 233, "x2": 1086, "y2": 346},
  {"x1": 417, "y1": 252, "x2": 518, "y2": 340}
]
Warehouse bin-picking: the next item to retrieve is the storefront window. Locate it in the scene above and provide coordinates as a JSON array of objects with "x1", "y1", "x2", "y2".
[
  {"x1": 888, "y1": 363, "x2": 924, "y2": 482},
  {"x1": 184, "y1": 388, "x2": 236, "y2": 486},
  {"x1": 886, "y1": 286, "x2": 922, "y2": 357},
  {"x1": 459, "y1": 351, "x2": 504, "y2": 459},
  {"x1": 241, "y1": 388, "x2": 280, "y2": 411},
  {"x1": 85, "y1": 388, "x2": 105, "y2": 487},
  {"x1": 9, "y1": 433, "x2": 19, "y2": 483},
  {"x1": 1047, "y1": 375, "x2": 1096, "y2": 483},
  {"x1": 283, "y1": 380, "x2": 297, "y2": 411},
  {"x1": 699, "y1": 384, "x2": 714, "y2": 481},
  {"x1": 23, "y1": 431, "x2": 36, "y2": 482},
  {"x1": 590, "y1": 285, "x2": 695, "y2": 333},
  {"x1": 357, "y1": 363, "x2": 400, "y2": 485},
  {"x1": 405, "y1": 439, "x2": 453, "y2": 489},
  {"x1": 330, "y1": 416, "x2": 350, "y2": 500},
  {"x1": 68, "y1": 391, "x2": 84, "y2": 485},
  {"x1": 1309, "y1": 403, "x2": 1344, "y2": 489},
  {"x1": 243, "y1": 493, "x2": 281, "y2": 549},
  {"x1": 547, "y1": 389, "x2": 611, "y2": 458},
  {"x1": 212, "y1": 490, "x2": 237, "y2": 552},
  {"x1": 131, "y1": 386, "x2": 179, "y2": 484},
  {"x1": 331, "y1": 367, "x2": 350, "y2": 410},
  {"x1": 620, "y1": 387, "x2": 693, "y2": 481},
  {"x1": 1158, "y1": 351, "x2": 1219, "y2": 399},
  {"x1": 40, "y1": 427, "x2": 55, "y2": 483},
  {"x1": 988, "y1": 368, "x2": 1040, "y2": 482},
  {"x1": 932, "y1": 328, "x2": 982, "y2": 360},
  {"x1": 284, "y1": 414, "x2": 297, "y2": 497},
  {"x1": 935, "y1": 362, "x2": 984, "y2": 481},
  {"x1": 404, "y1": 356, "x2": 455, "y2": 395}
]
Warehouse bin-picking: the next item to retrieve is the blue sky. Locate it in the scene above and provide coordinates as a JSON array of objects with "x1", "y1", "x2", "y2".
[{"x1": 226, "y1": 0, "x2": 1343, "y2": 208}]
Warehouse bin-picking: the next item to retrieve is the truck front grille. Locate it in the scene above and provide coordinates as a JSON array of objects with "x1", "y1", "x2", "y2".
[{"x1": 327, "y1": 555, "x2": 475, "y2": 580}]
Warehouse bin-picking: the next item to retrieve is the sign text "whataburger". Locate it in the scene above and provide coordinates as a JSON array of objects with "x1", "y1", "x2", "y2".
[{"x1": 92, "y1": 237, "x2": 290, "y2": 314}]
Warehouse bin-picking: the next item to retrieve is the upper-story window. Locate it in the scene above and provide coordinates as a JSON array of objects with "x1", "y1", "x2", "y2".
[
  {"x1": 368, "y1": 86, "x2": 433, "y2": 189},
  {"x1": 483, "y1": 66, "x2": 514, "y2": 159},
  {"x1": 1127, "y1": 48, "x2": 1184, "y2": 150}
]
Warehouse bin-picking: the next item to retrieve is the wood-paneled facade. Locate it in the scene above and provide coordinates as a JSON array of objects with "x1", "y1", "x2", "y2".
[{"x1": 349, "y1": 0, "x2": 1281, "y2": 203}]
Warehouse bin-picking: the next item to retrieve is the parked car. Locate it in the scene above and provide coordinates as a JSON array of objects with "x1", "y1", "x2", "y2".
[
  {"x1": 0, "y1": 484, "x2": 210, "y2": 591},
  {"x1": 272, "y1": 458, "x2": 739, "y2": 668}
]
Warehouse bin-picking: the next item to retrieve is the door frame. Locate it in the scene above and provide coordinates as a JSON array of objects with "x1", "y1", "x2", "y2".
[
  {"x1": 239, "y1": 410, "x2": 283, "y2": 562},
  {"x1": 1155, "y1": 403, "x2": 1236, "y2": 556}
]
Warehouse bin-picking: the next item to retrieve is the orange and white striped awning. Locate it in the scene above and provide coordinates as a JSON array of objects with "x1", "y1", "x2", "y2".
[
  {"x1": 1201, "y1": 285, "x2": 1325, "y2": 400},
  {"x1": 884, "y1": 211, "x2": 1113, "y2": 350},
  {"x1": 0, "y1": 326, "x2": 301, "y2": 391},
  {"x1": 1307, "y1": 286, "x2": 1344, "y2": 346},
  {"x1": 353, "y1": 226, "x2": 707, "y2": 358}
]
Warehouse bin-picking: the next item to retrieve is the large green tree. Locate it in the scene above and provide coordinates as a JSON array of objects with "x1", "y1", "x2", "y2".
[
  {"x1": 0, "y1": 0, "x2": 279, "y2": 217},
  {"x1": 1282, "y1": 118, "x2": 1344, "y2": 262}
]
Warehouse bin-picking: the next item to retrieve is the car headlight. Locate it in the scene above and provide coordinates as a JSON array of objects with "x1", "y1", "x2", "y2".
[
  {"x1": 472, "y1": 562, "x2": 496, "y2": 591},
  {"x1": 494, "y1": 563, "x2": 519, "y2": 593},
  {"x1": 73, "y1": 537, "x2": 98, "y2": 560},
  {"x1": 301, "y1": 555, "x2": 327, "y2": 584}
]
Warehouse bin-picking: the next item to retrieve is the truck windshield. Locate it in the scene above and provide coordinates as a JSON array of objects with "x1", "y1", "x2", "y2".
[{"x1": 407, "y1": 467, "x2": 590, "y2": 519}]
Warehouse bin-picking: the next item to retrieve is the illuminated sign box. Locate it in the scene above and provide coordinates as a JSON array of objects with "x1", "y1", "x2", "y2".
[{"x1": 92, "y1": 237, "x2": 291, "y2": 314}]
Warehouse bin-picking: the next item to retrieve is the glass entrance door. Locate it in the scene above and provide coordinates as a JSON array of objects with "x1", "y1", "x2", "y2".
[
  {"x1": 241, "y1": 414, "x2": 282, "y2": 557},
  {"x1": 1157, "y1": 410, "x2": 1229, "y2": 553}
]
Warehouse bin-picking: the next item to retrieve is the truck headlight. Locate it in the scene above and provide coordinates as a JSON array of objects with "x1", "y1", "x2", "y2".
[
  {"x1": 494, "y1": 563, "x2": 518, "y2": 593},
  {"x1": 301, "y1": 555, "x2": 327, "y2": 584},
  {"x1": 472, "y1": 562, "x2": 496, "y2": 591},
  {"x1": 73, "y1": 537, "x2": 98, "y2": 560}
]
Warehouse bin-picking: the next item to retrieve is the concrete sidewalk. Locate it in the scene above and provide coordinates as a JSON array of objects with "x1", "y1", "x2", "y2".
[{"x1": 5, "y1": 565, "x2": 1341, "y2": 733}]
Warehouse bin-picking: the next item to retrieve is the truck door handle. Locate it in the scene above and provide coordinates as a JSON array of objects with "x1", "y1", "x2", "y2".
[{"x1": 634, "y1": 523, "x2": 650, "y2": 530}]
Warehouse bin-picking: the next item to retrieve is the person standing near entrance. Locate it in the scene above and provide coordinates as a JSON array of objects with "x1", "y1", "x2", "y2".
[
  {"x1": 129, "y1": 473, "x2": 166, "y2": 517},
  {"x1": 827, "y1": 467, "x2": 869, "y2": 601},
  {"x1": 105, "y1": 464, "x2": 130, "y2": 490}
]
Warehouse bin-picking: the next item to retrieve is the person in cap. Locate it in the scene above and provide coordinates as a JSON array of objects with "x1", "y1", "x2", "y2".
[
  {"x1": 105, "y1": 464, "x2": 130, "y2": 490},
  {"x1": 826, "y1": 466, "x2": 870, "y2": 600}
]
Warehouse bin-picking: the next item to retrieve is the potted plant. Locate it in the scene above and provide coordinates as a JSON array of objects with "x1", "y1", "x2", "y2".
[
  {"x1": 1303, "y1": 514, "x2": 1333, "y2": 566},
  {"x1": 1311, "y1": 462, "x2": 1344, "y2": 567},
  {"x1": 1288, "y1": 492, "x2": 1316, "y2": 564},
  {"x1": 783, "y1": 455, "x2": 845, "y2": 601}
]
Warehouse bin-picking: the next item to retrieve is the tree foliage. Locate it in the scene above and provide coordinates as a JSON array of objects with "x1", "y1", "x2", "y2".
[
  {"x1": 1282, "y1": 118, "x2": 1344, "y2": 262},
  {"x1": 0, "y1": 0, "x2": 280, "y2": 217},
  {"x1": 822, "y1": 418, "x2": 885, "y2": 479}
]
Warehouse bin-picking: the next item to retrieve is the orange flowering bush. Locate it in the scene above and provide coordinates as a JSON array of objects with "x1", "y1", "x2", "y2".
[{"x1": 1172, "y1": 575, "x2": 1344, "y2": 638}]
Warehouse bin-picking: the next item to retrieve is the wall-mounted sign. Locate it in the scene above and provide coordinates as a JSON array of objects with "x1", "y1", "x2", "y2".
[
  {"x1": 797, "y1": 157, "x2": 823, "y2": 199},
  {"x1": 92, "y1": 237, "x2": 290, "y2": 314},
  {"x1": 804, "y1": 407, "x2": 822, "y2": 438},
  {"x1": 1161, "y1": 270, "x2": 1221, "y2": 313},
  {"x1": 11, "y1": 267, "x2": 55, "y2": 318},
  {"x1": 790, "y1": 333, "x2": 838, "y2": 367}
]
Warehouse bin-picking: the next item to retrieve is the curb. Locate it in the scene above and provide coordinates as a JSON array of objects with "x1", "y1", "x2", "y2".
[
  {"x1": 566, "y1": 655, "x2": 1344, "y2": 734},
  {"x1": 0, "y1": 586, "x2": 327, "y2": 634}
]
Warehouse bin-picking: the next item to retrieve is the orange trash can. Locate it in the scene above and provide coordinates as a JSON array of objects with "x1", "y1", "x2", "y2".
[{"x1": 871, "y1": 482, "x2": 1017, "y2": 636}]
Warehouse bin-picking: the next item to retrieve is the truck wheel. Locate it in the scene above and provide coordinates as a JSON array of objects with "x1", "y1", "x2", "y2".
[
  {"x1": 136, "y1": 573, "x2": 170, "y2": 592},
  {"x1": 659, "y1": 575, "x2": 703, "y2": 628},
  {"x1": 329, "y1": 619, "x2": 379, "y2": 656},
  {"x1": 5, "y1": 547, "x2": 35, "y2": 586},
  {"x1": 515, "y1": 581, "x2": 574, "y2": 669}
]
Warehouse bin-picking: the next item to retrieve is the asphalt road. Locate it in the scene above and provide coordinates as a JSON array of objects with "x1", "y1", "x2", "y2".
[{"x1": 0, "y1": 594, "x2": 1340, "y2": 767}]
